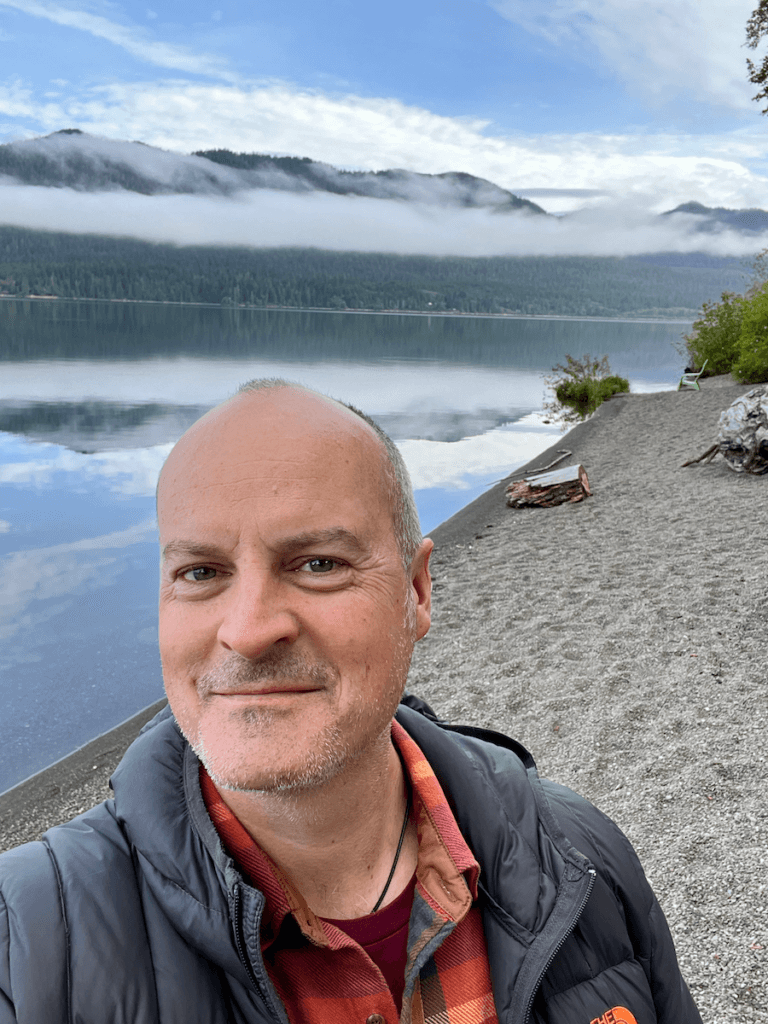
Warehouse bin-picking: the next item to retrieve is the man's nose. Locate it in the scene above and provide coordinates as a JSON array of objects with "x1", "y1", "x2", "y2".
[{"x1": 216, "y1": 572, "x2": 300, "y2": 660}]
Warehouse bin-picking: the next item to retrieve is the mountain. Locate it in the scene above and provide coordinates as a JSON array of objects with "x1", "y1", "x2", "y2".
[
  {"x1": 0, "y1": 130, "x2": 546, "y2": 215},
  {"x1": 193, "y1": 148, "x2": 544, "y2": 213},
  {"x1": 663, "y1": 201, "x2": 768, "y2": 233},
  {"x1": 7, "y1": 131, "x2": 768, "y2": 236}
]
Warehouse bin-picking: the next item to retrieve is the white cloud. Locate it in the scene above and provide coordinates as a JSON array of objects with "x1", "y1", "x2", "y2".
[
  {"x1": 400, "y1": 420, "x2": 560, "y2": 490},
  {"x1": 0, "y1": 180, "x2": 766, "y2": 256},
  {"x1": 0, "y1": 0, "x2": 233, "y2": 78},
  {"x1": 5, "y1": 78, "x2": 768, "y2": 210},
  {"x1": 0, "y1": 519, "x2": 10, "y2": 533},
  {"x1": 491, "y1": 0, "x2": 756, "y2": 111},
  {"x1": 0, "y1": 78, "x2": 56, "y2": 121},
  {"x1": 0, "y1": 443, "x2": 173, "y2": 495}
]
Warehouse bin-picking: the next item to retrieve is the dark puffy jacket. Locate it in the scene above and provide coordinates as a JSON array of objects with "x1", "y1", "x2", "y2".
[{"x1": 0, "y1": 699, "x2": 701, "y2": 1024}]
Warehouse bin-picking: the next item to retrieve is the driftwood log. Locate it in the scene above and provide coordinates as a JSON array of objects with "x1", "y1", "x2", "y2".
[
  {"x1": 523, "y1": 449, "x2": 572, "y2": 476},
  {"x1": 681, "y1": 444, "x2": 719, "y2": 467},
  {"x1": 505, "y1": 464, "x2": 591, "y2": 508},
  {"x1": 682, "y1": 387, "x2": 768, "y2": 474}
]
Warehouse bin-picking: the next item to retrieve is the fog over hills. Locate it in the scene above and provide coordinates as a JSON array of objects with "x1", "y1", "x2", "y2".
[
  {"x1": 0, "y1": 130, "x2": 545, "y2": 215},
  {"x1": 0, "y1": 131, "x2": 767, "y2": 258},
  {"x1": 664, "y1": 201, "x2": 768, "y2": 234}
]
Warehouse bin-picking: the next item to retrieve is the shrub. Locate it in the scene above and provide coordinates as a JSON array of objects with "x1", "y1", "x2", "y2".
[
  {"x1": 733, "y1": 284, "x2": 768, "y2": 383},
  {"x1": 545, "y1": 354, "x2": 629, "y2": 427},
  {"x1": 682, "y1": 291, "x2": 745, "y2": 376}
]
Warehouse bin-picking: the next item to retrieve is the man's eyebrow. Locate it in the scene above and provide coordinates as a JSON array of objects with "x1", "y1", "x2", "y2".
[
  {"x1": 279, "y1": 528, "x2": 367, "y2": 553},
  {"x1": 161, "y1": 541, "x2": 222, "y2": 562},
  {"x1": 161, "y1": 529, "x2": 367, "y2": 563}
]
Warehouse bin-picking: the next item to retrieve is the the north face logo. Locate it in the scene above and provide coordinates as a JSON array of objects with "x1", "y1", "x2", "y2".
[{"x1": 590, "y1": 1009, "x2": 639, "y2": 1024}]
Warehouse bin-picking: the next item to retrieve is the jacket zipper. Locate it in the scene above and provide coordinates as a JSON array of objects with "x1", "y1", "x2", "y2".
[
  {"x1": 522, "y1": 868, "x2": 596, "y2": 1024},
  {"x1": 232, "y1": 883, "x2": 293, "y2": 1024},
  {"x1": 232, "y1": 883, "x2": 262, "y2": 992}
]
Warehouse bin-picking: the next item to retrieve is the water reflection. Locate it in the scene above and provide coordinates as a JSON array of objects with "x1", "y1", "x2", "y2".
[
  {"x1": 0, "y1": 299, "x2": 689, "y2": 792},
  {"x1": 0, "y1": 432, "x2": 164, "y2": 791},
  {"x1": 0, "y1": 401, "x2": 207, "y2": 452},
  {"x1": 0, "y1": 297, "x2": 688, "y2": 372}
]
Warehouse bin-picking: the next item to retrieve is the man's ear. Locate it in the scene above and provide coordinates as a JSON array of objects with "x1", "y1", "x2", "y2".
[{"x1": 410, "y1": 538, "x2": 433, "y2": 640}]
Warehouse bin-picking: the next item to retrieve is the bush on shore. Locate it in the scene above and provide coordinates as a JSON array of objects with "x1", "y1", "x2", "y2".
[
  {"x1": 683, "y1": 291, "x2": 745, "y2": 376},
  {"x1": 733, "y1": 285, "x2": 768, "y2": 383},
  {"x1": 545, "y1": 354, "x2": 629, "y2": 427},
  {"x1": 683, "y1": 261, "x2": 768, "y2": 383}
]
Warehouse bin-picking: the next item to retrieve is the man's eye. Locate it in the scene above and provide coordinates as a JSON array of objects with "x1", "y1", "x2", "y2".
[
  {"x1": 299, "y1": 558, "x2": 338, "y2": 574},
  {"x1": 181, "y1": 567, "x2": 217, "y2": 582}
]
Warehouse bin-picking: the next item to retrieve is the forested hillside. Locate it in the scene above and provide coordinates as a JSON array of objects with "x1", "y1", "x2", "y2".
[
  {"x1": 192, "y1": 148, "x2": 544, "y2": 212},
  {"x1": 0, "y1": 226, "x2": 747, "y2": 317},
  {"x1": 0, "y1": 131, "x2": 545, "y2": 212}
]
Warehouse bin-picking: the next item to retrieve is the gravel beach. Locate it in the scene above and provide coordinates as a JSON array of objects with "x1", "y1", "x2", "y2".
[
  {"x1": 415, "y1": 375, "x2": 767, "y2": 1023},
  {"x1": 1, "y1": 375, "x2": 766, "y2": 1022}
]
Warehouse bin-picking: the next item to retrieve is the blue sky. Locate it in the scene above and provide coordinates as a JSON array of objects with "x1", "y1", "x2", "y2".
[{"x1": 2, "y1": 0, "x2": 768, "y2": 210}]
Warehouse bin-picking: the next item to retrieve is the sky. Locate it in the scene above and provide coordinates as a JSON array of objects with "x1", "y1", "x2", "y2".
[{"x1": 2, "y1": 0, "x2": 768, "y2": 240}]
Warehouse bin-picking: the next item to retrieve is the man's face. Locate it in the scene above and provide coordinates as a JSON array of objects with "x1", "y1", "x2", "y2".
[{"x1": 157, "y1": 388, "x2": 432, "y2": 793}]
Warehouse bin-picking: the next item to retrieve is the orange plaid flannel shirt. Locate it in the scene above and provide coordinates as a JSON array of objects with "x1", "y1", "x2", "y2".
[{"x1": 202, "y1": 719, "x2": 498, "y2": 1024}]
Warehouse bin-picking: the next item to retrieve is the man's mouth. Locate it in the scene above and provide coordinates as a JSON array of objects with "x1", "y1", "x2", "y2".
[
  {"x1": 197, "y1": 651, "x2": 336, "y2": 699},
  {"x1": 212, "y1": 685, "x2": 322, "y2": 697}
]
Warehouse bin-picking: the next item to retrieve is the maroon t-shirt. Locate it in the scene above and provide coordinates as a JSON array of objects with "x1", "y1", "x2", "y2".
[{"x1": 323, "y1": 873, "x2": 417, "y2": 1013}]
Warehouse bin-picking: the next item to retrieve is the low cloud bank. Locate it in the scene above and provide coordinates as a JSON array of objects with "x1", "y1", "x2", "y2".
[{"x1": 0, "y1": 183, "x2": 766, "y2": 256}]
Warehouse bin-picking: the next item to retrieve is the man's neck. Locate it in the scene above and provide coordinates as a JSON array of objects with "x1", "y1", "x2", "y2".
[{"x1": 213, "y1": 731, "x2": 418, "y2": 919}]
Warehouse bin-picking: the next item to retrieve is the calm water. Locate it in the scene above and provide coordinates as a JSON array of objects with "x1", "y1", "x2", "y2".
[{"x1": 0, "y1": 299, "x2": 690, "y2": 792}]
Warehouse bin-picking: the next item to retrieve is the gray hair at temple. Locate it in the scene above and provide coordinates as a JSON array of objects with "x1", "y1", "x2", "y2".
[{"x1": 236, "y1": 379, "x2": 423, "y2": 568}]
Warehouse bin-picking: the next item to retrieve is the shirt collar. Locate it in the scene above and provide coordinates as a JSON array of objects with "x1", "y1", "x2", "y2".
[{"x1": 200, "y1": 717, "x2": 480, "y2": 948}]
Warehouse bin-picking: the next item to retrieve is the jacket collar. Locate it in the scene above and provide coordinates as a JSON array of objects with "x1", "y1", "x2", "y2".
[{"x1": 110, "y1": 700, "x2": 592, "y2": 999}]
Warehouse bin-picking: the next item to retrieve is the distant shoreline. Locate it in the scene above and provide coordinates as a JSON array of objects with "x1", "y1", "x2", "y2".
[{"x1": 0, "y1": 293, "x2": 696, "y2": 325}]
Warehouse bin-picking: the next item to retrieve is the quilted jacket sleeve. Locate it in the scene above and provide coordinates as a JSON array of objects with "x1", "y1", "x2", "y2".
[
  {"x1": 540, "y1": 778, "x2": 702, "y2": 1024},
  {"x1": 0, "y1": 889, "x2": 17, "y2": 1023},
  {"x1": 0, "y1": 840, "x2": 70, "y2": 1024}
]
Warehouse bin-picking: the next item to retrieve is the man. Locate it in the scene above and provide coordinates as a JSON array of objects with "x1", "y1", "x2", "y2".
[{"x1": 0, "y1": 379, "x2": 700, "y2": 1024}]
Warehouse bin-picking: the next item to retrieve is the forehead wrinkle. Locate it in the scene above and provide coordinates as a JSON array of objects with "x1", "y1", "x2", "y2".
[{"x1": 215, "y1": 453, "x2": 311, "y2": 474}]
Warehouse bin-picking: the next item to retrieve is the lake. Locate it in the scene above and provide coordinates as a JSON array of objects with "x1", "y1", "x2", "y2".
[{"x1": 0, "y1": 298, "x2": 690, "y2": 792}]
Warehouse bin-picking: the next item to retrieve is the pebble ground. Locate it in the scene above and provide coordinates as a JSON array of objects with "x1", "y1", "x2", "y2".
[{"x1": 413, "y1": 376, "x2": 767, "y2": 1023}]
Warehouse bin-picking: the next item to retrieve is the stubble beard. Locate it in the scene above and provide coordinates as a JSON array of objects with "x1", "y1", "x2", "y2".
[{"x1": 179, "y1": 638, "x2": 413, "y2": 795}]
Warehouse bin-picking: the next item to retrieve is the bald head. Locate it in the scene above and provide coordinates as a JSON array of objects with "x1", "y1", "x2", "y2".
[
  {"x1": 156, "y1": 378, "x2": 421, "y2": 565},
  {"x1": 158, "y1": 380, "x2": 422, "y2": 568}
]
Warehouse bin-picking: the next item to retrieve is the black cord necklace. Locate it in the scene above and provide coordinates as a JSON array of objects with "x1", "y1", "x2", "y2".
[{"x1": 371, "y1": 789, "x2": 412, "y2": 913}]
